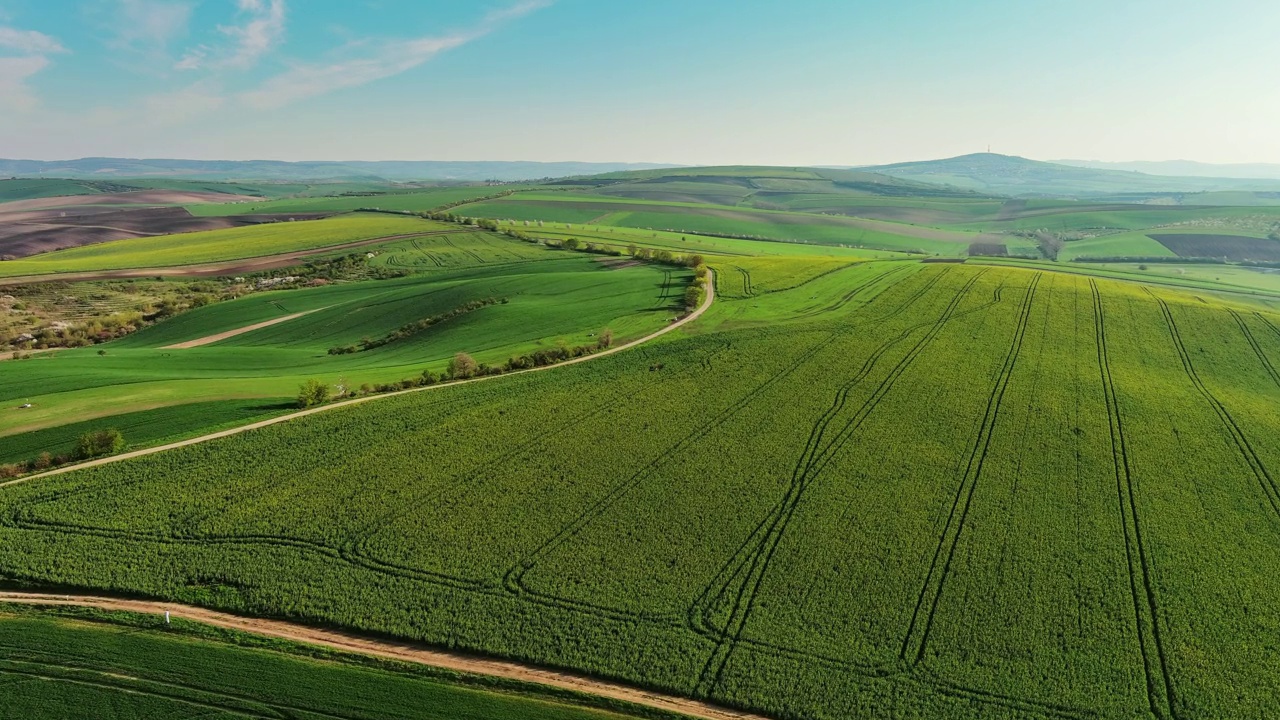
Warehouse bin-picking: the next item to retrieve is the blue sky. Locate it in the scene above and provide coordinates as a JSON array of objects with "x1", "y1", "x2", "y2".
[{"x1": 1, "y1": 0, "x2": 1278, "y2": 164}]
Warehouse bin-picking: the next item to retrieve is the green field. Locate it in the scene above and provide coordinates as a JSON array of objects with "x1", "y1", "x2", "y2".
[
  {"x1": 0, "y1": 249, "x2": 687, "y2": 443},
  {"x1": 0, "y1": 213, "x2": 439, "y2": 278},
  {"x1": 187, "y1": 186, "x2": 530, "y2": 217},
  {"x1": 0, "y1": 608, "x2": 668, "y2": 720},
  {"x1": 6, "y1": 263, "x2": 1280, "y2": 717}
]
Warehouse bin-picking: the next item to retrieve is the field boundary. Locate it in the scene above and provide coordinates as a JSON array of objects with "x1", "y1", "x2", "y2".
[
  {"x1": 0, "y1": 592, "x2": 765, "y2": 720},
  {"x1": 0, "y1": 271, "x2": 715, "y2": 490}
]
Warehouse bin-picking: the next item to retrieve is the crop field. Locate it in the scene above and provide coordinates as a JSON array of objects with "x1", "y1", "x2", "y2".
[
  {"x1": 0, "y1": 213, "x2": 439, "y2": 278},
  {"x1": 4, "y1": 263, "x2": 1280, "y2": 718},
  {"x1": 0, "y1": 254, "x2": 686, "y2": 441},
  {"x1": 0, "y1": 608, "x2": 660, "y2": 720},
  {"x1": 457, "y1": 193, "x2": 974, "y2": 255},
  {"x1": 1149, "y1": 232, "x2": 1280, "y2": 261},
  {"x1": 0, "y1": 399, "x2": 293, "y2": 465},
  {"x1": 187, "y1": 186, "x2": 530, "y2": 217}
]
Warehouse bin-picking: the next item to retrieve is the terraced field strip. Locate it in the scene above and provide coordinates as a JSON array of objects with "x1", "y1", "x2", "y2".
[
  {"x1": 0, "y1": 592, "x2": 763, "y2": 720},
  {"x1": 1092, "y1": 280, "x2": 1176, "y2": 720},
  {"x1": 900, "y1": 272, "x2": 1041, "y2": 666},
  {"x1": 0, "y1": 271, "x2": 715, "y2": 489}
]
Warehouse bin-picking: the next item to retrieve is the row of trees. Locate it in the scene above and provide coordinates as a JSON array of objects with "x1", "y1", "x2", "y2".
[
  {"x1": 298, "y1": 330, "x2": 618, "y2": 408},
  {"x1": 328, "y1": 297, "x2": 506, "y2": 355},
  {"x1": 0, "y1": 428, "x2": 125, "y2": 479}
]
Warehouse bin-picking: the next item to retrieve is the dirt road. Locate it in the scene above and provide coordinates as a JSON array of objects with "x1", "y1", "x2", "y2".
[
  {"x1": 0, "y1": 270, "x2": 713, "y2": 489},
  {"x1": 163, "y1": 308, "x2": 324, "y2": 349},
  {"x1": 0, "y1": 590, "x2": 765, "y2": 720}
]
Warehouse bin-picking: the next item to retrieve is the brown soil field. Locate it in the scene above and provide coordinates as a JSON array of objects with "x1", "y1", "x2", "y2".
[
  {"x1": 0, "y1": 208, "x2": 329, "y2": 258},
  {"x1": 1149, "y1": 233, "x2": 1280, "y2": 261},
  {"x1": 967, "y1": 241, "x2": 1008, "y2": 257},
  {"x1": 0, "y1": 190, "x2": 258, "y2": 214}
]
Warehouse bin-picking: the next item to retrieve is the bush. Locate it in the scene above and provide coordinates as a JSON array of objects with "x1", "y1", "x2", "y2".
[
  {"x1": 448, "y1": 353, "x2": 479, "y2": 380},
  {"x1": 297, "y1": 379, "x2": 331, "y2": 409},
  {"x1": 76, "y1": 429, "x2": 125, "y2": 460}
]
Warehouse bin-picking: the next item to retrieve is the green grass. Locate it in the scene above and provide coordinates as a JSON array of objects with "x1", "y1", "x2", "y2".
[
  {"x1": 458, "y1": 193, "x2": 974, "y2": 255},
  {"x1": 0, "y1": 252, "x2": 686, "y2": 437},
  {"x1": 7, "y1": 266, "x2": 1280, "y2": 717},
  {"x1": 0, "y1": 214, "x2": 440, "y2": 278},
  {"x1": 187, "y1": 186, "x2": 531, "y2": 217},
  {"x1": 0, "y1": 608, "x2": 670, "y2": 720},
  {"x1": 0, "y1": 398, "x2": 293, "y2": 465}
]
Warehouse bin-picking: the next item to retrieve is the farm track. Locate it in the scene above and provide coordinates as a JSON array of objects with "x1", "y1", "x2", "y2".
[
  {"x1": 688, "y1": 270, "x2": 1012, "y2": 654},
  {"x1": 1092, "y1": 280, "x2": 1177, "y2": 720},
  {"x1": 341, "y1": 341, "x2": 736, "y2": 598},
  {"x1": 1147, "y1": 289, "x2": 1280, "y2": 518},
  {"x1": 900, "y1": 273, "x2": 1041, "y2": 667},
  {"x1": 1232, "y1": 310, "x2": 1280, "y2": 388},
  {"x1": 0, "y1": 271, "x2": 716, "y2": 490},
  {"x1": 0, "y1": 592, "x2": 772, "y2": 720},
  {"x1": 502, "y1": 331, "x2": 842, "y2": 618},
  {"x1": 162, "y1": 308, "x2": 324, "y2": 349},
  {"x1": 693, "y1": 270, "x2": 989, "y2": 697}
]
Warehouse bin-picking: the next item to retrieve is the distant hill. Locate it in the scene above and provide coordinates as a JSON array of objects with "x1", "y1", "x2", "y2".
[
  {"x1": 1054, "y1": 159, "x2": 1280, "y2": 180},
  {"x1": 0, "y1": 158, "x2": 679, "y2": 183},
  {"x1": 861, "y1": 153, "x2": 1280, "y2": 197}
]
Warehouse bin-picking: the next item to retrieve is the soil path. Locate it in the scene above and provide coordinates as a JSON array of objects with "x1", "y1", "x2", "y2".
[
  {"x1": 0, "y1": 229, "x2": 479, "y2": 286},
  {"x1": 1, "y1": 270, "x2": 713, "y2": 488},
  {"x1": 163, "y1": 308, "x2": 324, "y2": 349},
  {"x1": 0, "y1": 591, "x2": 764, "y2": 720}
]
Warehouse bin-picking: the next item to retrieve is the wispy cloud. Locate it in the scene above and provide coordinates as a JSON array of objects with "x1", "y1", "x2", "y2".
[
  {"x1": 178, "y1": 0, "x2": 286, "y2": 71},
  {"x1": 0, "y1": 26, "x2": 69, "y2": 112},
  {"x1": 240, "y1": 0, "x2": 551, "y2": 110},
  {"x1": 143, "y1": 81, "x2": 226, "y2": 124},
  {"x1": 0, "y1": 26, "x2": 67, "y2": 55},
  {"x1": 0, "y1": 55, "x2": 50, "y2": 111},
  {"x1": 103, "y1": 0, "x2": 195, "y2": 54}
]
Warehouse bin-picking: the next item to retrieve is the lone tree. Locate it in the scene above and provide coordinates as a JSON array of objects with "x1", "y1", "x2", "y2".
[
  {"x1": 297, "y1": 379, "x2": 330, "y2": 408},
  {"x1": 76, "y1": 428, "x2": 125, "y2": 459},
  {"x1": 597, "y1": 328, "x2": 614, "y2": 350},
  {"x1": 448, "y1": 352, "x2": 479, "y2": 379}
]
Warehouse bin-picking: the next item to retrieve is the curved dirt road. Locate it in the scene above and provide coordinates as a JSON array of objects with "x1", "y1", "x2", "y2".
[
  {"x1": 0, "y1": 591, "x2": 765, "y2": 720},
  {"x1": 1, "y1": 270, "x2": 713, "y2": 489}
]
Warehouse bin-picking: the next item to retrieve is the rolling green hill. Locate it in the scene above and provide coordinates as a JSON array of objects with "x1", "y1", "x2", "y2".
[
  {"x1": 5, "y1": 262, "x2": 1280, "y2": 719},
  {"x1": 864, "y1": 153, "x2": 1280, "y2": 197}
]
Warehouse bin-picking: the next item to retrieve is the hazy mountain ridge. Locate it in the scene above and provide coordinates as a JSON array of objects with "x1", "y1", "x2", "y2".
[
  {"x1": 860, "y1": 153, "x2": 1280, "y2": 197},
  {"x1": 1055, "y1": 159, "x2": 1280, "y2": 180},
  {"x1": 0, "y1": 158, "x2": 680, "y2": 183}
]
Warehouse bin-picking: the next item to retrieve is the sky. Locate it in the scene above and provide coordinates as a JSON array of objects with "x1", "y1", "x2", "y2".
[{"x1": 1, "y1": 0, "x2": 1278, "y2": 165}]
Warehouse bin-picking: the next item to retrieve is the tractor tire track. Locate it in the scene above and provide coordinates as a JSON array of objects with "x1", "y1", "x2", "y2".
[
  {"x1": 899, "y1": 272, "x2": 1040, "y2": 666},
  {"x1": 1092, "y1": 280, "x2": 1177, "y2": 720},
  {"x1": 1231, "y1": 310, "x2": 1280, "y2": 389},
  {"x1": 1148, "y1": 289, "x2": 1280, "y2": 517},
  {"x1": 693, "y1": 271, "x2": 988, "y2": 697}
]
